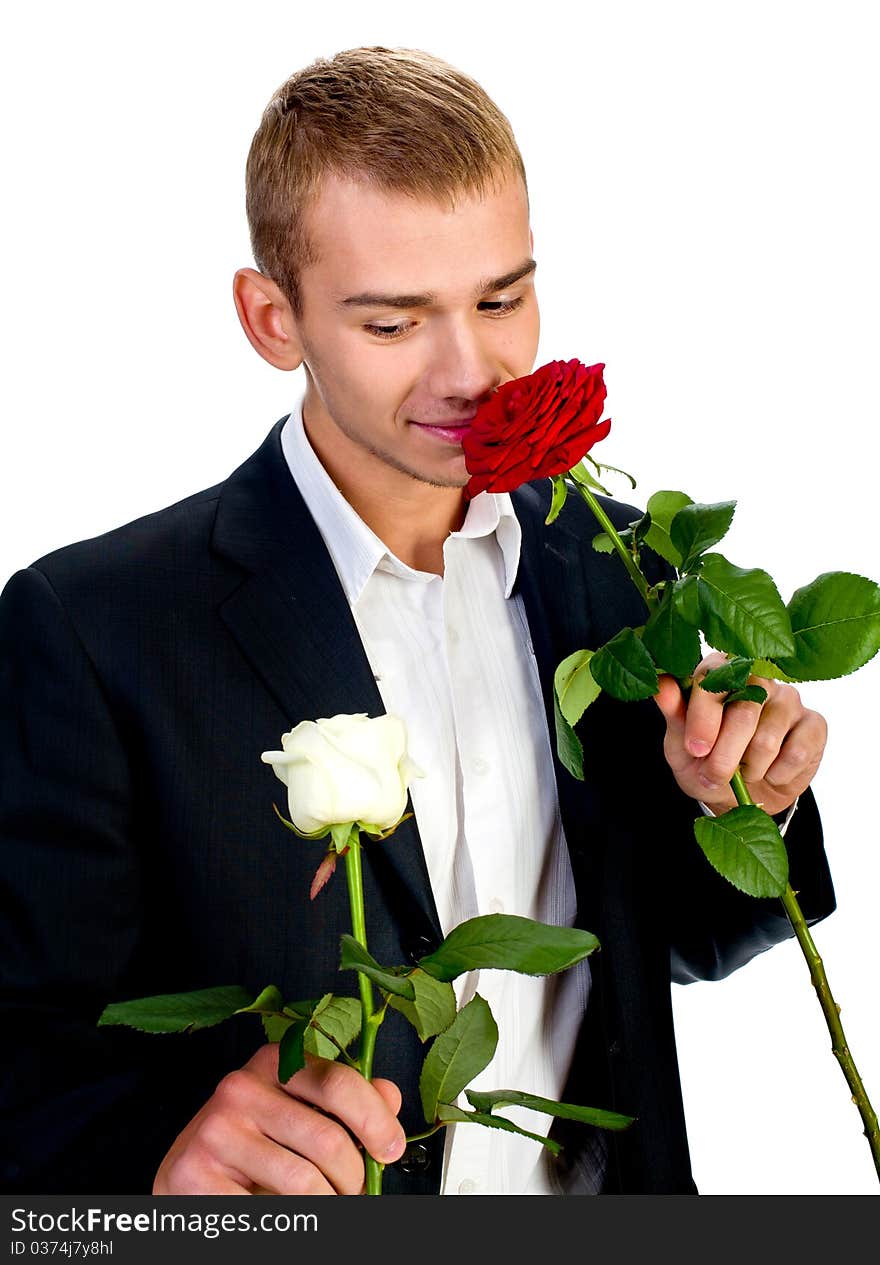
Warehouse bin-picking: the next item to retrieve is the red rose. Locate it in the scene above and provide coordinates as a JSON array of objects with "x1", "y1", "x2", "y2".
[{"x1": 462, "y1": 359, "x2": 610, "y2": 498}]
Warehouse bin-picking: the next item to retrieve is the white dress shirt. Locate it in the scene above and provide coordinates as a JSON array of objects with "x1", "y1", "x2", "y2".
[{"x1": 279, "y1": 400, "x2": 589, "y2": 1195}]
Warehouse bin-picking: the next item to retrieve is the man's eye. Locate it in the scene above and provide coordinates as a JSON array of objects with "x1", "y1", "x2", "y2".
[
  {"x1": 364, "y1": 322, "x2": 411, "y2": 340},
  {"x1": 479, "y1": 298, "x2": 525, "y2": 315}
]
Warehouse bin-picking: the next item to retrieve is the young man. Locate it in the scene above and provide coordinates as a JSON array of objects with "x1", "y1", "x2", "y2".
[{"x1": 0, "y1": 47, "x2": 832, "y2": 1197}]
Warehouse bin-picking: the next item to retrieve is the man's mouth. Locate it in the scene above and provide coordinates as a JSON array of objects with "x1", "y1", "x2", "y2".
[{"x1": 410, "y1": 419, "x2": 474, "y2": 445}]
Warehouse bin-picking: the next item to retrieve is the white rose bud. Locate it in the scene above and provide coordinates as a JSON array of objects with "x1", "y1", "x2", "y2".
[{"x1": 260, "y1": 713, "x2": 423, "y2": 837}]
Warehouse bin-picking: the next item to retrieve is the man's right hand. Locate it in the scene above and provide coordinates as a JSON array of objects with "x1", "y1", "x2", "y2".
[{"x1": 152, "y1": 1042, "x2": 407, "y2": 1194}]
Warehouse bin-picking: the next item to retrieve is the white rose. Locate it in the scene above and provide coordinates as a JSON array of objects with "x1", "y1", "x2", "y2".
[{"x1": 260, "y1": 713, "x2": 422, "y2": 837}]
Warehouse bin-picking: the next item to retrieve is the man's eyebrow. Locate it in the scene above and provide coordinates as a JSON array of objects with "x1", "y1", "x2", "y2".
[{"x1": 335, "y1": 258, "x2": 537, "y2": 310}]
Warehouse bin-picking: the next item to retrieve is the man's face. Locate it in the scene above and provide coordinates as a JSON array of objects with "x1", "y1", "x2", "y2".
[{"x1": 291, "y1": 170, "x2": 540, "y2": 491}]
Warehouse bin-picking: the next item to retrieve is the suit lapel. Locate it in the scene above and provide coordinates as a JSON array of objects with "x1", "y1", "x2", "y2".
[
  {"x1": 512, "y1": 482, "x2": 602, "y2": 867},
  {"x1": 210, "y1": 418, "x2": 443, "y2": 944}
]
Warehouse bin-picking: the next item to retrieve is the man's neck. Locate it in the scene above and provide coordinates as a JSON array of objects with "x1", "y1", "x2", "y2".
[
  {"x1": 302, "y1": 409, "x2": 467, "y2": 575},
  {"x1": 342, "y1": 482, "x2": 464, "y2": 575}
]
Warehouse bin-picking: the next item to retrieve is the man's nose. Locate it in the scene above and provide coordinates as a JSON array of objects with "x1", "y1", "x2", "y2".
[{"x1": 425, "y1": 317, "x2": 501, "y2": 402}]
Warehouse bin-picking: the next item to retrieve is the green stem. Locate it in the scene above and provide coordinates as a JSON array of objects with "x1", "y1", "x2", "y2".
[
  {"x1": 572, "y1": 480, "x2": 653, "y2": 612},
  {"x1": 730, "y1": 769, "x2": 880, "y2": 1182},
  {"x1": 404, "y1": 1124, "x2": 445, "y2": 1144},
  {"x1": 344, "y1": 833, "x2": 385, "y2": 1195}
]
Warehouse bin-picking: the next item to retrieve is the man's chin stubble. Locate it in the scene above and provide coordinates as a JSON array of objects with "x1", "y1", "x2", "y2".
[{"x1": 362, "y1": 439, "x2": 469, "y2": 491}]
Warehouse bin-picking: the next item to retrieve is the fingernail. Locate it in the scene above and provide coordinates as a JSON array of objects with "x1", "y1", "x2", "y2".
[
  {"x1": 698, "y1": 773, "x2": 719, "y2": 790},
  {"x1": 688, "y1": 740, "x2": 711, "y2": 757},
  {"x1": 385, "y1": 1136, "x2": 406, "y2": 1161}
]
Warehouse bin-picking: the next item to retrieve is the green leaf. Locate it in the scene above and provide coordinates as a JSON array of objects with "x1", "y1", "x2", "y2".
[
  {"x1": 587, "y1": 454, "x2": 637, "y2": 489},
  {"x1": 262, "y1": 1013, "x2": 295, "y2": 1043},
  {"x1": 774, "y1": 572, "x2": 880, "y2": 681},
  {"x1": 261, "y1": 997, "x2": 323, "y2": 1045},
  {"x1": 234, "y1": 984, "x2": 285, "y2": 1016},
  {"x1": 632, "y1": 512, "x2": 652, "y2": 544},
  {"x1": 338, "y1": 935, "x2": 415, "y2": 1000},
  {"x1": 304, "y1": 994, "x2": 362, "y2": 1060},
  {"x1": 545, "y1": 474, "x2": 569, "y2": 524},
  {"x1": 726, "y1": 684, "x2": 768, "y2": 705},
  {"x1": 589, "y1": 627, "x2": 660, "y2": 701},
  {"x1": 465, "y1": 1088, "x2": 635, "y2": 1131},
  {"x1": 693, "y1": 806, "x2": 789, "y2": 898},
  {"x1": 752, "y1": 658, "x2": 797, "y2": 683},
  {"x1": 568, "y1": 460, "x2": 611, "y2": 496},
  {"x1": 641, "y1": 593, "x2": 702, "y2": 678},
  {"x1": 643, "y1": 490, "x2": 694, "y2": 566},
  {"x1": 419, "y1": 995, "x2": 498, "y2": 1125},
  {"x1": 271, "y1": 801, "x2": 329, "y2": 840},
  {"x1": 554, "y1": 649, "x2": 601, "y2": 728},
  {"x1": 553, "y1": 691, "x2": 584, "y2": 781},
  {"x1": 672, "y1": 573, "x2": 702, "y2": 627},
  {"x1": 98, "y1": 984, "x2": 255, "y2": 1034},
  {"x1": 591, "y1": 531, "x2": 615, "y2": 554},
  {"x1": 282, "y1": 999, "x2": 321, "y2": 1021},
  {"x1": 671, "y1": 501, "x2": 737, "y2": 572},
  {"x1": 387, "y1": 969, "x2": 458, "y2": 1042},
  {"x1": 698, "y1": 656, "x2": 753, "y2": 693},
  {"x1": 277, "y1": 1018, "x2": 308, "y2": 1083},
  {"x1": 418, "y1": 913, "x2": 599, "y2": 982},
  {"x1": 696, "y1": 553, "x2": 796, "y2": 660},
  {"x1": 436, "y1": 1103, "x2": 562, "y2": 1155}
]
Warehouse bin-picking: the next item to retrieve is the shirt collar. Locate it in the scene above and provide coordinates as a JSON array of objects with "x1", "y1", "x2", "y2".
[{"x1": 279, "y1": 397, "x2": 522, "y2": 603}]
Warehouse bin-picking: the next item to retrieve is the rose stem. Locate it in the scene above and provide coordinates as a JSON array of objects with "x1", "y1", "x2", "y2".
[
  {"x1": 728, "y1": 769, "x2": 880, "y2": 1181},
  {"x1": 571, "y1": 481, "x2": 653, "y2": 611},
  {"x1": 344, "y1": 831, "x2": 385, "y2": 1195}
]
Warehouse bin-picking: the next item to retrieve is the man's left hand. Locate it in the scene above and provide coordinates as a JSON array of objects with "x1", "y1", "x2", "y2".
[{"x1": 653, "y1": 651, "x2": 828, "y2": 816}]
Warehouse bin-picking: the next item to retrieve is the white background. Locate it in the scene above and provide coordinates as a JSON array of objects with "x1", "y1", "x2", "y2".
[{"x1": 2, "y1": 1, "x2": 877, "y2": 1195}]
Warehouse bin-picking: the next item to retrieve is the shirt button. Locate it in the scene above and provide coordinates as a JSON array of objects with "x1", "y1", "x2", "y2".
[
  {"x1": 473, "y1": 757, "x2": 489, "y2": 775},
  {"x1": 397, "y1": 1142, "x2": 432, "y2": 1174},
  {"x1": 489, "y1": 897, "x2": 505, "y2": 914},
  {"x1": 447, "y1": 626, "x2": 460, "y2": 644},
  {"x1": 458, "y1": 1178, "x2": 478, "y2": 1194}
]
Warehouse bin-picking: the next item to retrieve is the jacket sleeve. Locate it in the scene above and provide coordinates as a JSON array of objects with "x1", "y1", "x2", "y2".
[{"x1": 0, "y1": 566, "x2": 225, "y2": 1193}]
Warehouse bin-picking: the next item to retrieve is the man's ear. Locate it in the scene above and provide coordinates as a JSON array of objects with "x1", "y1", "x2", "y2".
[{"x1": 232, "y1": 268, "x2": 304, "y2": 371}]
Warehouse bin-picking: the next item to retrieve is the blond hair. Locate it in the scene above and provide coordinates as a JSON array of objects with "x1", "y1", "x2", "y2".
[{"x1": 245, "y1": 46, "x2": 528, "y2": 316}]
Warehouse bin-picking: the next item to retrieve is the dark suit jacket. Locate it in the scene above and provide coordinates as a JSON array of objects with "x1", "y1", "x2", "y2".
[{"x1": 0, "y1": 418, "x2": 836, "y2": 1195}]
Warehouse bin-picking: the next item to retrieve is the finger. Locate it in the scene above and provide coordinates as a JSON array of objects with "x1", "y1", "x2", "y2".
[
  {"x1": 154, "y1": 1152, "x2": 253, "y2": 1195},
  {"x1": 684, "y1": 666, "x2": 733, "y2": 758},
  {"x1": 207, "y1": 1063, "x2": 365, "y2": 1194},
  {"x1": 653, "y1": 674, "x2": 687, "y2": 734},
  {"x1": 762, "y1": 711, "x2": 827, "y2": 794},
  {"x1": 276, "y1": 1055, "x2": 407, "y2": 1167},
  {"x1": 738, "y1": 691, "x2": 800, "y2": 783},
  {"x1": 653, "y1": 675, "x2": 692, "y2": 774},
  {"x1": 372, "y1": 1077, "x2": 403, "y2": 1117},
  {"x1": 245, "y1": 1044, "x2": 405, "y2": 1162},
  {"x1": 695, "y1": 698, "x2": 765, "y2": 794},
  {"x1": 200, "y1": 1112, "x2": 338, "y2": 1196}
]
